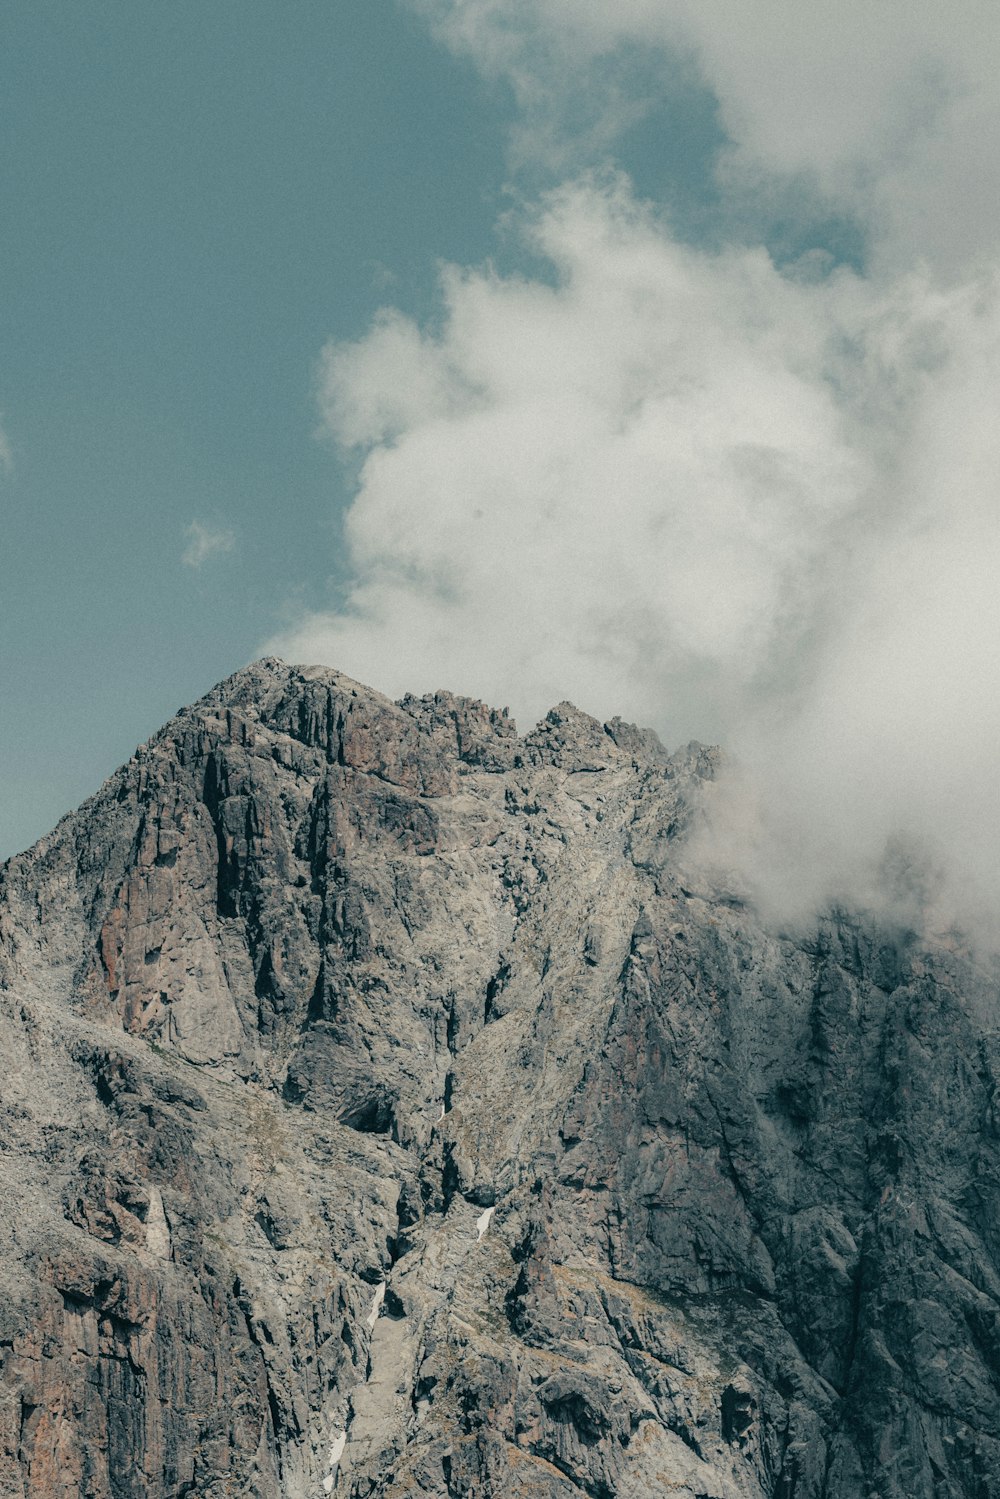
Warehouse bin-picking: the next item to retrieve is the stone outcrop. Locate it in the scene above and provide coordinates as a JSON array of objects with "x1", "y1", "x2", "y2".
[{"x1": 1, "y1": 657, "x2": 998, "y2": 1497}]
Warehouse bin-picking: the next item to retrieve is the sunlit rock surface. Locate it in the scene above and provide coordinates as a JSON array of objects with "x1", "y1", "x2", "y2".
[{"x1": 1, "y1": 658, "x2": 998, "y2": 1497}]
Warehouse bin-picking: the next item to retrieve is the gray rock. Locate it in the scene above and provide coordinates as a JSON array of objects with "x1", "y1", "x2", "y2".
[{"x1": 0, "y1": 657, "x2": 998, "y2": 1497}]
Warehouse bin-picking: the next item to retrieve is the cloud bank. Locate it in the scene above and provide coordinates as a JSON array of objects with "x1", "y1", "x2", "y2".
[{"x1": 271, "y1": 3, "x2": 1000, "y2": 941}]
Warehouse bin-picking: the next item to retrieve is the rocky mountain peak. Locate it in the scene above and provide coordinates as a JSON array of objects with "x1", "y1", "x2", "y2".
[{"x1": 1, "y1": 661, "x2": 998, "y2": 1498}]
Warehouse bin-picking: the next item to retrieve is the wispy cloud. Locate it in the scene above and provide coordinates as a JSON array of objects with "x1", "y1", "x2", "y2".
[
  {"x1": 414, "y1": 0, "x2": 1000, "y2": 275},
  {"x1": 182, "y1": 520, "x2": 236, "y2": 569}
]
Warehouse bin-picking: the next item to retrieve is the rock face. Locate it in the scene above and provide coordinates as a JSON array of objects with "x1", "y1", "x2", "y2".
[{"x1": 1, "y1": 657, "x2": 999, "y2": 1498}]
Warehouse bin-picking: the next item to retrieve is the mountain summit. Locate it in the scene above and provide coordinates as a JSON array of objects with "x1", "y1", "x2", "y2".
[{"x1": 1, "y1": 659, "x2": 998, "y2": 1498}]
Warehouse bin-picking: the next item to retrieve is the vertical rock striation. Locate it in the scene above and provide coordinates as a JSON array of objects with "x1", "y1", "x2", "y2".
[{"x1": 0, "y1": 658, "x2": 998, "y2": 1497}]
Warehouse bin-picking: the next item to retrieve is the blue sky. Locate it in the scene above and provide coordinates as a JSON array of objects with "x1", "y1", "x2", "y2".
[
  {"x1": 3, "y1": 1, "x2": 999, "y2": 940},
  {"x1": 2, "y1": 1, "x2": 512, "y2": 855}
]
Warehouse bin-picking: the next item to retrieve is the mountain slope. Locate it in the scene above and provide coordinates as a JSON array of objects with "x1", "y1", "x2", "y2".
[{"x1": 1, "y1": 658, "x2": 998, "y2": 1498}]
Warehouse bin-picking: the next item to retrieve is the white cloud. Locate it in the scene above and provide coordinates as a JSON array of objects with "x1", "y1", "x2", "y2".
[
  {"x1": 413, "y1": 0, "x2": 1000, "y2": 274},
  {"x1": 182, "y1": 520, "x2": 236, "y2": 569},
  {"x1": 692, "y1": 266, "x2": 1000, "y2": 937},
  {"x1": 271, "y1": 175, "x2": 1000, "y2": 939},
  {"x1": 288, "y1": 181, "x2": 866, "y2": 725}
]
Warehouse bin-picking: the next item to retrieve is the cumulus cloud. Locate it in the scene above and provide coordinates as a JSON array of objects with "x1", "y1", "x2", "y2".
[
  {"x1": 182, "y1": 520, "x2": 236, "y2": 569},
  {"x1": 271, "y1": 4, "x2": 1000, "y2": 940},
  {"x1": 285, "y1": 180, "x2": 867, "y2": 722}
]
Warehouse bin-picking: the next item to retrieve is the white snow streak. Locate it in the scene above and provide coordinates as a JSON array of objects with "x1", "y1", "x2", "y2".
[
  {"x1": 322, "y1": 1425, "x2": 347, "y2": 1491},
  {"x1": 365, "y1": 1281, "x2": 385, "y2": 1330}
]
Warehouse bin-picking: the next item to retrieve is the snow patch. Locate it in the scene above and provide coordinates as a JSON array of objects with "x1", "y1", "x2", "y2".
[
  {"x1": 322, "y1": 1427, "x2": 347, "y2": 1493},
  {"x1": 321, "y1": 1426, "x2": 347, "y2": 1493},
  {"x1": 475, "y1": 1206, "x2": 495, "y2": 1241},
  {"x1": 366, "y1": 1281, "x2": 385, "y2": 1330}
]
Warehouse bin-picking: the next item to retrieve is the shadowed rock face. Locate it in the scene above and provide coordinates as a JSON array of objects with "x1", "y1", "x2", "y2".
[{"x1": 1, "y1": 658, "x2": 999, "y2": 1498}]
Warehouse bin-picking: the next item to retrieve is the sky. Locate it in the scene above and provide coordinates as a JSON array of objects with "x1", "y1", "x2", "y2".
[{"x1": 3, "y1": 2, "x2": 999, "y2": 941}]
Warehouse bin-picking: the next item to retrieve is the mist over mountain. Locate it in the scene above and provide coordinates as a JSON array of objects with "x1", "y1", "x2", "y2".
[
  {"x1": 2, "y1": 659, "x2": 999, "y2": 1498},
  {"x1": 271, "y1": 3, "x2": 1000, "y2": 958}
]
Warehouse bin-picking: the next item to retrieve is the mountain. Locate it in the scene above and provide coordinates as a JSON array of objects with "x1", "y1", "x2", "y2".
[{"x1": 1, "y1": 658, "x2": 999, "y2": 1498}]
